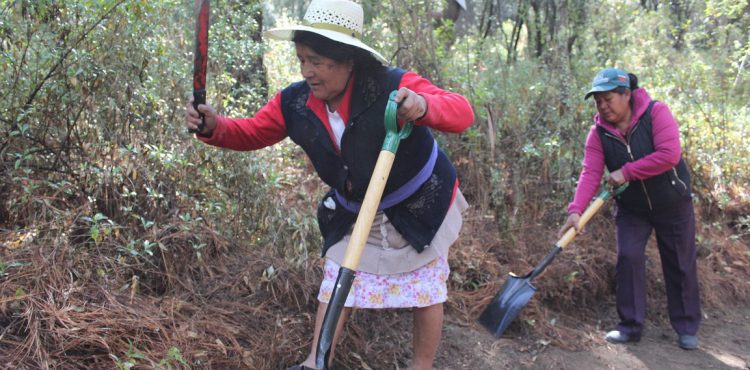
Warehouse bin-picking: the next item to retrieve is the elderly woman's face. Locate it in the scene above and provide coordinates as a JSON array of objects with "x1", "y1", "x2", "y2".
[
  {"x1": 295, "y1": 43, "x2": 353, "y2": 105},
  {"x1": 593, "y1": 90, "x2": 631, "y2": 125}
]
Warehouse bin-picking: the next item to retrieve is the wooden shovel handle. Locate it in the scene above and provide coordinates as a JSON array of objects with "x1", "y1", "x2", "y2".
[
  {"x1": 340, "y1": 151, "x2": 396, "y2": 269},
  {"x1": 556, "y1": 196, "x2": 606, "y2": 249},
  {"x1": 340, "y1": 91, "x2": 413, "y2": 269},
  {"x1": 556, "y1": 183, "x2": 627, "y2": 249}
]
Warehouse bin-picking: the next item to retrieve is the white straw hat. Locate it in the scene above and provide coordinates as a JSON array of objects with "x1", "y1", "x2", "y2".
[{"x1": 264, "y1": 0, "x2": 388, "y2": 65}]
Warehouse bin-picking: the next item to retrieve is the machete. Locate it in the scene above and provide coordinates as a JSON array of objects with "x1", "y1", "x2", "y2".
[{"x1": 189, "y1": 0, "x2": 210, "y2": 133}]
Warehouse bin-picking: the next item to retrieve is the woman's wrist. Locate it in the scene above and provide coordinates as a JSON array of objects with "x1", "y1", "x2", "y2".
[
  {"x1": 196, "y1": 116, "x2": 218, "y2": 138},
  {"x1": 415, "y1": 94, "x2": 428, "y2": 121}
]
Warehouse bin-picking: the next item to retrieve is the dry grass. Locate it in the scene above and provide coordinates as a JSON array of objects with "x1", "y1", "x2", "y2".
[{"x1": 2, "y1": 177, "x2": 749, "y2": 369}]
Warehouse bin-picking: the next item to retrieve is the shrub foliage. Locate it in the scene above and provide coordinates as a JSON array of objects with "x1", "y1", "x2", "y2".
[{"x1": 1, "y1": 0, "x2": 748, "y2": 368}]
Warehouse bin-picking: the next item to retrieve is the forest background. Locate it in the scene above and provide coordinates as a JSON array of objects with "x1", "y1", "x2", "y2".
[{"x1": 1, "y1": 0, "x2": 748, "y2": 369}]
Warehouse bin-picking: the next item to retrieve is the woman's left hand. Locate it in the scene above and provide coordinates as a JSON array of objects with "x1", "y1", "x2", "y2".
[
  {"x1": 394, "y1": 87, "x2": 427, "y2": 122},
  {"x1": 608, "y1": 169, "x2": 626, "y2": 187}
]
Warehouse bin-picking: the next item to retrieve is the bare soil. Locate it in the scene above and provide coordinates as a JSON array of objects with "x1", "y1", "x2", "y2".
[
  {"x1": 424, "y1": 199, "x2": 750, "y2": 370},
  {"x1": 435, "y1": 305, "x2": 750, "y2": 370}
]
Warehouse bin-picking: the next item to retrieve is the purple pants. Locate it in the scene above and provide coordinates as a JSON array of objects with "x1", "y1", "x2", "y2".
[{"x1": 614, "y1": 198, "x2": 701, "y2": 337}]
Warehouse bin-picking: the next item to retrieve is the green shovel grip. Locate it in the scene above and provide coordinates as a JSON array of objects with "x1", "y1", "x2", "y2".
[
  {"x1": 597, "y1": 182, "x2": 629, "y2": 202},
  {"x1": 383, "y1": 90, "x2": 413, "y2": 152}
]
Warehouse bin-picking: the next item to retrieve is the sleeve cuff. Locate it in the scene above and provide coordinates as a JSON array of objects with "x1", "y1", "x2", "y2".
[
  {"x1": 620, "y1": 164, "x2": 632, "y2": 181},
  {"x1": 195, "y1": 116, "x2": 225, "y2": 143},
  {"x1": 196, "y1": 128, "x2": 214, "y2": 138}
]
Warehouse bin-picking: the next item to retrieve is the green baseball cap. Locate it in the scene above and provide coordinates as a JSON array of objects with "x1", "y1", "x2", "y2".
[{"x1": 584, "y1": 68, "x2": 630, "y2": 99}]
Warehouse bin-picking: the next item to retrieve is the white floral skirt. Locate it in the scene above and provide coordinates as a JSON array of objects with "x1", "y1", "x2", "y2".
[{"x1": 317, "y1": 256, "x2": 450, "y2": 308}]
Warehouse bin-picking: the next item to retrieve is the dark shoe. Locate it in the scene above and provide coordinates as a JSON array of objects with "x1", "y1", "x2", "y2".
[
  {"x1": 605, "y1": 330, "x2": 640, "y2": 344},
  {"x1": 678, "y1": 334, "x2": 698, "y2": 350},
  {"x1": 285, "y1": 366, "x2": 315, "y2": 370}
]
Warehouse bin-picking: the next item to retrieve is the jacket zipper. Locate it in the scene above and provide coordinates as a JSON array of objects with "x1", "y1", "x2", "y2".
[
  {"x1": 672, "y1": 167, "x2": 688, "y2": 192},
  {"x1": 603, "y1": 124, "x2": 653, "y2": 210}
]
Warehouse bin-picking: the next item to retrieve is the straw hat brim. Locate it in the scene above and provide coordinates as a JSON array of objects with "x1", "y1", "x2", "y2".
[{"x1": 265, "y1": 26, "x2": 388, "y2": 65}]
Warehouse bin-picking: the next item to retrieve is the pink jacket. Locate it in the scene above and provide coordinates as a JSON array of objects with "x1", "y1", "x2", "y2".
[{"x1": 567, "y1": 88, "x2": 683, "y2": 215}]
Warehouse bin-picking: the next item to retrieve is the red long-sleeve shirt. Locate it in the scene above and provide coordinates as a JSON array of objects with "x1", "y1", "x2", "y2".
[{"x1": 198, "y1": 71, "x2": 474, "y2": 150}]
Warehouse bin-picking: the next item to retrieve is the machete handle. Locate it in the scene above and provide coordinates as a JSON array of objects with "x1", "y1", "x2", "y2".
[{"x1": 188, "y1": 89, "x2": 206, "y2": 134}]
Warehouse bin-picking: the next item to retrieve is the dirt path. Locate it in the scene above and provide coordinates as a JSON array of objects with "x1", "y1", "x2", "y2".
[{"x1": 436, "y1": 306, "x2": 750, "y2": 369}]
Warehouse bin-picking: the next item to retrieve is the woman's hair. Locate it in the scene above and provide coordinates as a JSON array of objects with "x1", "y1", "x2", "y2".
[
  {"x1": 614, "y1": 73, "x2": 639, "y2": 94},
  {"x1": 291, "y1": 31, "x2": 384, "y2": 79}
]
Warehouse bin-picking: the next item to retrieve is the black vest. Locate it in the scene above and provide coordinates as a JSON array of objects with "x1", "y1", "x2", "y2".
[
  {"x1": 280, "y1": 68, "x2": 457, "y2": 255},
  {"x1": 597, "y1": 101, "x2": 692, "y2": 213}
]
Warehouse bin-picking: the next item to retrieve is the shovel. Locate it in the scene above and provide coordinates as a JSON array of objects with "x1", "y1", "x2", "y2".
[
  {"x1": 315, "y1": 91, "x2": 413, "y2": 370},
  {"x1": 478, "y1": 184, "x2": 627, "y2": 338}
]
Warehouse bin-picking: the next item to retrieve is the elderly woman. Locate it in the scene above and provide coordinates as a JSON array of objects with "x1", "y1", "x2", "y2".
[
  {"x1": 184, "y1": 0, "x2": 474, "y2": 368},
  {"x1": 559, "y1": 68, "x2": 701, "y2": 350}
]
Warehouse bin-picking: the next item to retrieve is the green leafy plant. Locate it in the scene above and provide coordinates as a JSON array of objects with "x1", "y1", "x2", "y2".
[
  {"x1": 156, "y1": 347, "x2": 190, "y2": 370},
  {"x1": 110, "y1": 340, "x2": 146, "y2": 370},
  {"x1": 81, "y1": 213, "x2": 116, "y2": 246}
]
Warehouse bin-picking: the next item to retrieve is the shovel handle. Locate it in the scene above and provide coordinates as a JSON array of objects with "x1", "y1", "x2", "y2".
[
  {"x1": 383, "y1": 91, "x2": 413, "y2": 152},
  {"x1": 339, "y1": 91, "x2": 413, "y2": 268},
  {"x1": 557, "y1": 196, "x2": 605, "y2": 248},
  {"x1": 340, "y1": 150, "x2": 396, "y2": 268},
  {"x1": 316, "y1": 90, "x2": 413, "y2": 369},
  {"x1": 556, "y1": 183, "x2": 628, "y2": 249}
]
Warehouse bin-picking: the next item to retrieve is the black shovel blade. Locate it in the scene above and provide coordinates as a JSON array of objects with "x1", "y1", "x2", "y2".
[{"x1": 478, "y1": 273, "x2": 537, "y2": 337}]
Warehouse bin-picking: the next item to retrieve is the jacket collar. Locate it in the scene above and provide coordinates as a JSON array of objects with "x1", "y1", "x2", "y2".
[{"x1": 594, "y1": 88, "x2": 652, "y2": 136}]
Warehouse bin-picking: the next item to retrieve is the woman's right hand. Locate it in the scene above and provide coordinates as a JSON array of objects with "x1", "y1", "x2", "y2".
[
  {"x1": 185, "y1": 97, "x2": 218, "y2": 135},
  {"x1": 557, "y1": 213, "x2": 582, "y2": 239}
]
